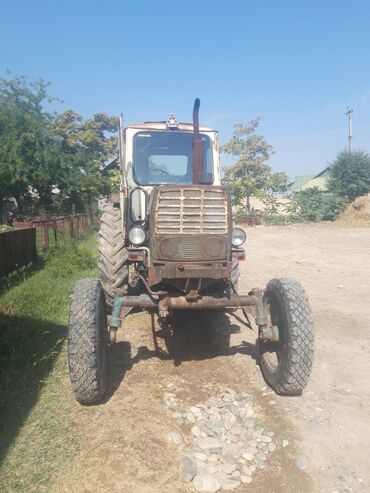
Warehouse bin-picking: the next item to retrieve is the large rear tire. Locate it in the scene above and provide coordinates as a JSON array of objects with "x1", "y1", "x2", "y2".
[
  {"x1": 259, "y1": 278, "x2": 314, "y2": 396},
  {"x1": 98, "y1": 202, "x2": 128, "y2": 312},
  {"x1": 68, "y1": 279, "x2": 108, "y2": 405}
]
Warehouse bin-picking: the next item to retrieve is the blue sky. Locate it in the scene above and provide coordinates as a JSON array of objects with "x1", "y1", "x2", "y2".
[{"x1": 1, "y1": 0, "x2": 370, "y2": 179}]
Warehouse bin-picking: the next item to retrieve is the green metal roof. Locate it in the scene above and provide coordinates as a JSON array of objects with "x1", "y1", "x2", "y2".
[{"x1": 289, "y1": 175, "x2": 314, "y2": 192}]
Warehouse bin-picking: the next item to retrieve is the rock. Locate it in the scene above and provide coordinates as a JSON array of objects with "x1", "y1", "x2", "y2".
[
  {"x1": 194, "y1": 451, "x2": 208, "y2": 461},
  {"x1": 219, "y1": 463, "x2": 236, "y2": 474},
  {"x1": 191, "y1": 406, "x2": 202, "y2": 414},
  {"x1": 261, "y1": 435, "x2": 272, "y2": 443},
  {"x1": 268, "y1": 442, "x2": 276, "y2": 452},
  {"x1": 296, "y1": 457, "x2": 306, "y2": 470},
  {"x1": 242, "y1": 449, "x2": 254, "y2": 461},
  {"x1": 219, "y1": 478, "x2": 241, "y2": 490},
  {"x1": 198, "y1": 437, "x2": 222, "y2": 450},
  {"x1": 193, "y1": 474, "x2": 221, "y2": 492},
  {"x1": 230, "y1": 425, "x2": 243, "y2": 436},
  {"x1": 180, "y1": 456, "x2": 197, "y2": 483},
  {"x1": 224, "y1": 413, "x2": 237, "y2": 430},
  {"x1": 282, "y1": 439, "x2": 289, "y2": 448},
  {"x1": 184, "y1": 412, "x2": 196, "y2": 424},
  {"x1": 231, "y1": 470, "x2": 241, "y2": 478},
  {"x1": 202, "y1": 464, "x2": 218, "y2": 474},
  {"x1": 223, "y1": 443, "x2": 242, "y2": 460},
  {"x1": 166, "y1": 431, "x2": 183, "y2": 445},
  {"x1": 207, "y1": 454, "x2": 220, "y2": 464},
  {"x1": 241, "y1": 475, "x2": 253, "y2": 484}
]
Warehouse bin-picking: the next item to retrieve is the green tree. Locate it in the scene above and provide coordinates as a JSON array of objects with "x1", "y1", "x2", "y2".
[
  {"x1": 221, "y1": 119, "x2": 288, "y2": 213},
  {"x1": 51, "y1": 110, "x2": 117, "y2": 210},
  {"x1": 0, "y1": 74, "x2": 59, "y2": 209},
  {"x1": 329, "y1": 150, "x2": 370, "y2": 202},
  {"x1": 0, "y1": 73, "x2": 118, "y2": 213},
  {"x1": 287, "y1": 187, "x2": 346, "y2": 222}
]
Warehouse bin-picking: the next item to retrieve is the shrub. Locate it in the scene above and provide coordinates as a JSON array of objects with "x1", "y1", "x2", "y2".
[{"x1": 329, "y1": 150, "x2": 370, "y2": 202}]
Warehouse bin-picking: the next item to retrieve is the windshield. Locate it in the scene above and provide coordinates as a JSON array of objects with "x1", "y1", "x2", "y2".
[{"x1": 133, "y1": 130, "x2": 214, "y2": 185}]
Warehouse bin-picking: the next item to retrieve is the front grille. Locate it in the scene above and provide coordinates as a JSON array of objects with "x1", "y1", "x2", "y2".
[{"x1": 155, "y1": 187, "x2": 228, "y2": 235}]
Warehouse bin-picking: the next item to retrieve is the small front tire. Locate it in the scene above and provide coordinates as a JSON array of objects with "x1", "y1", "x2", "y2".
[
  {"x1": 259, "y1": 278, "x2": 314, "y2": 396},
  {"x1": 68, "y1": 279, "x2": 108, "y2": 405}
]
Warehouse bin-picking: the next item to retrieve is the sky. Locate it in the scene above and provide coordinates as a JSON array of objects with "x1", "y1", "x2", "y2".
[{"x1": 1, "y1": 0, "x2": 370, "y2": 179}]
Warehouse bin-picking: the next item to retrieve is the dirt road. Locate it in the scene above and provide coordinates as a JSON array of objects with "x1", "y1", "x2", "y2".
[{"x1": 54, "y1": 224, "x2": 370, "y2": 493}]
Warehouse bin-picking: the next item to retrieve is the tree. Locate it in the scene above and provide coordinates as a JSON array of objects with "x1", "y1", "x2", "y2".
[
  {"x1": 221, "y1": 119, "x2": 288, "y2": 213},
  {"x1": 0, "y1": 73, "x2": 118, "y2": 213},
  {"x1": 51, "y1": 110, "x2": 117, "y2": 210},
  {"x1": 0, "y1": 74, "x2": 59, "y2": 209},
  {"x1": 328, "y1": 150, "x2": 370, "y2": 202}
]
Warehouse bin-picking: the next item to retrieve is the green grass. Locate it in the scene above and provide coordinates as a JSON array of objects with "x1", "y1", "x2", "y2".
[{"x1": 0, "y1": 234, "x2": 98, "y2": 492}]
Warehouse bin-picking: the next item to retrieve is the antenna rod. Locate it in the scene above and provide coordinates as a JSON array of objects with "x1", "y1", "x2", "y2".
[{"x1": 346, "y1": 107, "x2": 353, "y2": 152}]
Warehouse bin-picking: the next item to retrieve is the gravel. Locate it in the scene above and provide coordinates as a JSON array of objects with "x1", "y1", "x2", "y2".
[{"x1": 163, "y1": 385, "x2": 277, "y2": 491}]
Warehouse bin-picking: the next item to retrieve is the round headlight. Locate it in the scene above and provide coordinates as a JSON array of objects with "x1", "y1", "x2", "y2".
[
  {"x1": 232, "y1": 228, "x2": 246, "y2": 247},
  {"x1": 128, "y1": 225, "x2": 146, "y2": 246}
]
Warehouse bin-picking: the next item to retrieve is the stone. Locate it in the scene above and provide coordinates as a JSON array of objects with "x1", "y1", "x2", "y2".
[
  {"x1": 261, "y1": 435, "x2": 272, "y2": 443},
  {"x1": 242, "y1": 449, "x2": 254, "y2": 461},
  {"x1": 208, "y1": 454, "x2": 220, "y2": 464},
  {"x1": 282, "y1": 439, "x2": 289, "y2": 448},
  {"x1": 224, "y1": 413, "x2": 237, "y2": 430},
  {"x1": 230, "y1": 425, "x2": 243, "y2": 436},
  {"x1": 219, "y1": 478, "x2": 241, "y2": 490},
  {"x1": 184, "y1": 413, "x2": 196, "y2": 424},
  {"x1": 166, "y1": 431, "x2": 183, "y2": 445},
  {"x1": 180, "y1": 456, "x2": 197, "y2": 483},
  {"x1": 268, "y1": 442, "x2": 276, "y2": 452},
  {"x1": 191, "y1": 425, "x2": 201, "y2": 437},
  {"x1": 296, "y1": 457, "x2": 306, "y2": 470},
  {"x1": 191, "y1": 406, "x2": 202, "y2": 414},
  {"x1": 223, "y1": 443, "x2": 242, "y2": 460},
  {"x1": 220, "y1": 463, "x2": 236, "y2": 474},
  {"x1": 202, "y1": 464, "x2": 218, "y2": 474},
  {"x1": 194, "y1": 451, "x2": 208, "y2": 461},
  {"x1": 241, "y1": 475, "x2": 253, "y2": 484},
  {"x1": 231, "y1": 470, "x2": 241, "y2": 478},
  {"x1": 198, "y1": 437, "x2": 222, "y2": 450},
  {"x1": 193, "y1": 474, "x2": 221, "y2": 492}
]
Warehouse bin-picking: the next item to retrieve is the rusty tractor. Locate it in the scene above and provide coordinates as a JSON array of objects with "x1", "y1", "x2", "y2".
[{"x1": 67, "y1": 99, "x2": 314, "y2": 405}]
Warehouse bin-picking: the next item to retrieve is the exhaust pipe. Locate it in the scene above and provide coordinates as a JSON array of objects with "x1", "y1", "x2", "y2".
[{"x1": 192, "y1": 98, "x2": 204, "y2": 185}]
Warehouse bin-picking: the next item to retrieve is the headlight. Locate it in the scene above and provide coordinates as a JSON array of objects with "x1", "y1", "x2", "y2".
[
  {"x1": 128, "y1": 225, "x2": 146, "y2": 246},
  {"x1": 232, "y1": 227, "x2": 246, "y2": 247}
]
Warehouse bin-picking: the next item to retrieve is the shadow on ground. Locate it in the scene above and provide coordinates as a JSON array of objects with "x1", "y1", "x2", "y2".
[
  {"x1": 104, "y1": 310, "x2": 259, "y2": 402},
  {"x1": 0, "y1": 312, "x2": 65, "y2": 465}
]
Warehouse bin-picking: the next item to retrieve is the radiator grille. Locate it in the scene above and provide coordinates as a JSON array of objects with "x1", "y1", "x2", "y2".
[{"x1": 155, "y1": 187, "x2": 228, "y2": 235}]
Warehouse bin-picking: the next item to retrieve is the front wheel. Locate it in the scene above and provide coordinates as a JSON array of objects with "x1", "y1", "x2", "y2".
[
  {"x1": 68, "y1": 279, "x2": 108, "y2": 405},
  {"x1": 259, "y1": 278, "x2": 314, "y2": 396}
]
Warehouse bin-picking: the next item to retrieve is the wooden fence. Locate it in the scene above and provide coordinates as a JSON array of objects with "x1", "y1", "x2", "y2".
[
  {"x1": 13, "y1": 209, "x2": 99, "y2": 254},
  {"x1": 1, "y1": 208, "x2": 99, "y2": 277},
  {"x1": 0, "y1": 228, "x2": 37, "y2": 277}
]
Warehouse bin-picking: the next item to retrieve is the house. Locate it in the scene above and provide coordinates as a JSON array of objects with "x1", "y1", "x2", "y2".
[{"x1": 289, "y1": 167, "x2": 331, "y2": 194}]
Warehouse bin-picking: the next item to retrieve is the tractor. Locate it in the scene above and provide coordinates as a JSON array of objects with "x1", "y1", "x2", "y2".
[{"x1": 67, "y1": 99, "x2": 314, "y2": 405}]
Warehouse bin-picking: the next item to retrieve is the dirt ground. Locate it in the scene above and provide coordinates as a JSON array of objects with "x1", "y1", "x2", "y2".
[{"x1": 53, "y1": 224, "x2": 370, "y2": 493}]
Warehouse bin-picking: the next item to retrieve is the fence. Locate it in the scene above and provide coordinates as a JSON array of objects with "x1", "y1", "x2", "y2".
[
  {"x1": 12, "y1": 207, "x2": 99, "y2": 254},
  {"x1": 1, "y1": 208, "x2": 99, "y2": 277},
  {"x1": 0, "y1": 228, "x2": 37, "y2": 277}
]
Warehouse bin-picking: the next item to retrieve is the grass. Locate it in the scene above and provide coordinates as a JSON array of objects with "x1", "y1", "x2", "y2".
[{"x1": 0, "y1": 234, "x2": 98, "y2": 492}]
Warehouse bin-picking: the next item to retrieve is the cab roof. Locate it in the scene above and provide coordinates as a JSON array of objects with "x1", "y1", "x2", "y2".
[{"x1": 127, "y1": 121, "x2": 217, "y2": 132}]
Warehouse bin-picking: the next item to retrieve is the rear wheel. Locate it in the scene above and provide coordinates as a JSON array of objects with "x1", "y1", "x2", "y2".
[
  {"x1": 68, "y1": 279, "x2": 108, "y2": 405},
  {"x1": 259, "y1": 278, "x2": 314, "y2": 396},
  {"x1": 98, "y1": 202, "x2": 128, "y2": 312}
]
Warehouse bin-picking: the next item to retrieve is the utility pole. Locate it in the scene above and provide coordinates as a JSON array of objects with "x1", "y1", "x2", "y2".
[{"x1": 346, "y1": 107, "x2": 353, "y2": 152}]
